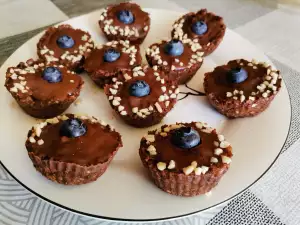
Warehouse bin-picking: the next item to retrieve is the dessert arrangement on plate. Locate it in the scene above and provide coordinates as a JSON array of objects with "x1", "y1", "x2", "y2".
[{"x1": 3, "y1": 2, "x2": 282, "y2": 197}]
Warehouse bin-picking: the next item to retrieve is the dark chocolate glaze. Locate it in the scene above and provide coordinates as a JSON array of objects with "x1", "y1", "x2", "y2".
[
  {"x1": 174, "y1": 9, "x2": 225, "y2": 47},
  {"x1": 141, "y1": 122, "x2": 232, "y2": 171},
  {"x1": 121, "y1": 78, "x2": 163, "y2": 114},
  {"x1": 147, "y1": 40, "x2": 199, "y2": 73},
  {"x1": 38, "y1": 25, "x2": 92, "y2": 59},
  {"x1": 84, "y1": 43, "x2": 141, "y2": 74},
  {"x1": 105, "y1": 2, "x2": 149, "y2": 36},
  {"x1": 105, "y1": 67, "x2": 178, "y2": 117},
  {"x1": 26, "y1": 115, "x2": 122, "y2": 166},
  {"x1": 5, "y1": 61, "x2": 83, "y2": 103},
  {"x1": 205, "y1": 59, "x2": 281, "y2": 98}
]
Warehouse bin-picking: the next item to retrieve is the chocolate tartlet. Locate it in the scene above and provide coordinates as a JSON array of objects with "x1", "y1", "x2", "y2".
[
  {"x1": 84, "y1": 40, "x2": 142, "y2": 88},
  {"x1": 146, "y1": 39, "x2": 204, "y2": 84},
  {"x1": 99, "y1": 2, "x2": 150, "y2": 44},
  {"x1": 171, "y1": 9, "x2": 226, "y2": 56},
  {"x1": 204, "y1": 59, "x2": 282, "y2": 118},
  {"x1": 104, "y1": 66, "x2": 179, "y2": 128},
  {"x1": 139, "y1": 122, "x2": 232, "y2": 196},
  {"x1": 26, "y1": 114, "x2": 122, "y2": 185},
  {"x1": 4, "y1": 59, "x2": 83, "y2": 118},
  {"x1": 37, "y1": 24, "x2": 94, "y2": 72}
]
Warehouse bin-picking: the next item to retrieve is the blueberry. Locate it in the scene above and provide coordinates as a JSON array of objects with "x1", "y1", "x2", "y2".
[
  {"x1": 171, "y1": 127, "x2": 201, "y2": 149},
  {"x1": 227, "y1": 67, "x2": 248, "y2": 83},
  {"x1": 129, "y1": 80, "x2": 150, "y2": 97},
  {"x1": 191, "y1": 21, "x2": 208, "y2": 35},
  {"x1": 103, "y1": 48, "x2": 121, "y2": 62},
  {"x1": 164, "y1": 40, "x2": 184, "y2": 56},
  {"x1": 42, "y1": 67, "x2": 62, "y2": 83},
  {"x1": 117, "y1": 10, "x2": 134, "y2": 24},
  {"x1": 56, "y1": 35, "x2": 75, "y2": 49},
  {"x1": 60, "y1": 118, "x2": 87, "y2": 138}
]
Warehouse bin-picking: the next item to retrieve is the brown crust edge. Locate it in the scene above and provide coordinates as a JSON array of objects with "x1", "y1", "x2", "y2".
[
  {"x1": 17, "y1": 99, "x2": 79, "y2": 119},
  {"x1": 204, "y1": 90, "x2": 276, "y2": 118},
  {"x1": 28, "y1": 150, "x2": 118, "y2": 185}
]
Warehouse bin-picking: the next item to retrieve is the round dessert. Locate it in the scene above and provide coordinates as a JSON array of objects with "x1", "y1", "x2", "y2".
[
  {"x1": 4, "y1": 59, "x2": 83, "y2": 118},
  {"x1": 104, "y1": 65, "x2": 179, "y2": 128},
  {"x1": 171, "y1": 9, "x2": 226, "y2": 56},
  {"x1": 25, "y1": 114, "x2": 123, "y2": 185},
  {"x1": 139, "y1": 122, "x2": 233, "y2": 196},
  {"x1": 37, "y1": 24, "x2": 94, "y2": 72},
  {"x1": 146, "y1": 39, "x2": 204, "y2": 84},
  {"x1": 204, "y1": 59, "x2": 282, "y2": 118},
  {"x1": 98, "y1": 2, "x2": 150, "y2": 44},
  {"x1": 84, "y1": 40, "x2": 142, "y2": 88}
]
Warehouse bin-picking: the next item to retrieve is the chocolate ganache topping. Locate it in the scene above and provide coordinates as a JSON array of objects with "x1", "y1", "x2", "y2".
[
  {"x1": 37, "y1": 25, "x2": 94, "y2": 65},
  {"x1": 141, "y1": 122, "x2": 233, "y2": 174},
  {"x1": 5, "y1": 61, "x2": 83, "y2": 103},
  {"x1": 105, "y1": 66, "x2": 179, "y2": 118},
  {"x1": 146, "y1": 39, "x2": 204, "y2": 73},
  {"x1": 99, "y1": 2, "x2": 150, "y2": 40},
  {"x1": 26, "y1": 114, "x2": 122, "y2": 166},
  {"x1": 84, "y1": 40, "x2": 141, "y2": 74},
  {"x1": 172, "y1": 9, "x2": 225, "y2": 46},
  {"x1": 205, "y1": 59, "x2": 282, "y2": 100}
]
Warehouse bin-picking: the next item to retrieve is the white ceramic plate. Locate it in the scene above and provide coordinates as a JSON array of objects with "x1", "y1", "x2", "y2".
[{"x1": 0, "y1": 8, "x2": 291, "y2": 222}]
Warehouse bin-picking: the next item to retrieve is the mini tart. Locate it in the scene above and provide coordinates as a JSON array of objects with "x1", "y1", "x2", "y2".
[
  {"x1": 4, "y1": 59, "x2": 83, "y2": 119},
  {"x1": 204, "y1": 59, "x2": 282, "y2": 118},
  {"x1": 145, "y1": 39, "x2": 204, "y2": 84},
  {"x1": 84, "y1": 40, "x2": 142, "y2": 88},
  {"x1": 37, "y1": 24, "x2": 94, "y2": 72},
  {"x1": 171, "y1": 9, "x2": 226, "y2": 56},
  {"x1": 99, "y1": 2, "x2": 150, "y2": 44},
  {"x1": 104, "y1": 66, "x2": 179, "y2": 128},
  {"x1": 139, "y1": 122, "x2": 232, "y2": 197},
  {"x1": 25, "y1": 114, "x2": 123, "y2": 185}
]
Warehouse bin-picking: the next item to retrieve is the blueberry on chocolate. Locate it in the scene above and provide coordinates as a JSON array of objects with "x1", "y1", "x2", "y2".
[
  {"x1": 171, "y1": 127, "x2": 201, "y2": 149},
  {"x1": 60, "y1": 118, "x2": 87, "y2": 138},
  {"x1": 191, "y1": 21, "x2": 208, "y2": 35},
  {"x1": 103, "y1": 48, "x2": 121, "y2": 62},
  {"x1": 117, "y1": 10, "x2": 134, "y2": 24},
  {"x1": 42, "y1": 67, "x2": 62, "y2": 83},
  {"x1": 56, "y1": 35, "x2": 75, "y2": 49},
  {"x1": 227, "y1": 67, "x2": 248, "y2": 83},
  {"x1": 129, "y1": 80, "x2": 150, "y2": 97},
  {"x1": 164, "y1": 40, "x2": 184, "y2": 56}
]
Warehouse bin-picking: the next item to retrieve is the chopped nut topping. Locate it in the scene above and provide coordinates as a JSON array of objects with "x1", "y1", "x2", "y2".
[
  {"x1": 145, "y1": 134, "x2": 155, "y2": 143},
  {"x1": 168, "y1": 160, "x2": 176, "y2": 169},
  {"x1": 221, "y1": 155, "x2": 232, "y2": 164},
  {"x1": 220, "y1": 141, "x2": 230, "y2": 148},
  {"x1": 210, "y1": 157, "x2": 218, "y2": 163},
  {"x1": 157, "y1": 162, "x2": 167, "y2": 171},
  {"x1": 214, "y1": 148, "x2": 223, "y2": 155},
  {"x1": 183, "y1": 165, "x2": 194, "y2": 175}
]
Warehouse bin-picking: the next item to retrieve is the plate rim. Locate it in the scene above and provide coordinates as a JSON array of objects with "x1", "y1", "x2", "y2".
[{"x1": 0, "y1": 7, "x2": 292, "y2": 222}]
